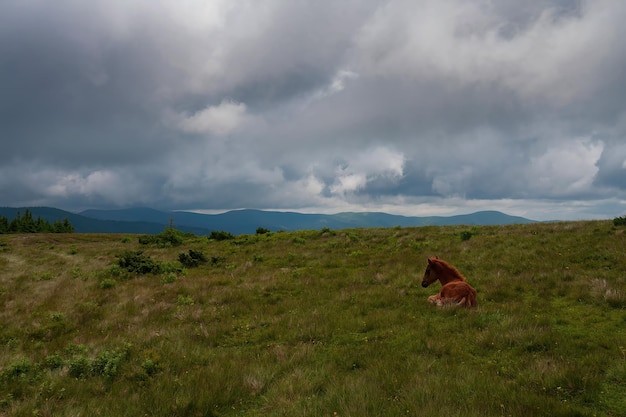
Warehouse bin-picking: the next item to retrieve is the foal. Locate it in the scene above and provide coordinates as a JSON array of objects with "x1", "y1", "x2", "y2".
[{"x1": 421, "y1": 256, "x2": 477, "y2": 308}]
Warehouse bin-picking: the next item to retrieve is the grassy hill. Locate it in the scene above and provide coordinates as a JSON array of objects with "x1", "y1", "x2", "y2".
[{"x1": 1, "y1": 221, "x2": 625, "y2": 416}]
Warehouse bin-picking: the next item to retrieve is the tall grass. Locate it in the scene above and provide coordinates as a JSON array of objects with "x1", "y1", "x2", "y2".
[{"x1": 1, "y1": 222, "x2": 625, "y2": 416}]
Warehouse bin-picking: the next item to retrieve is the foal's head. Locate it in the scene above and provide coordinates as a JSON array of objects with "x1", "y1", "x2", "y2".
[
  {"x1": 421, "y1": 256, "x2": 440, "y2": 288},
  {"x1": 421, "y1": 256, "x2": 465, "y2": 288}
]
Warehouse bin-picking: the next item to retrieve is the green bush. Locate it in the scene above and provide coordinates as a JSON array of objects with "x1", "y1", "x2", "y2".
[
  {"x1": 138, "y1": 227, "x2": 188, "y2": 247},
  {"x1": 43, "y1": 354, "x2": 64, "y2": 370},
  {"x1": 256, "y1": 227, "x2": 270, "y2": 235},
  {"x1": 141, "y1": 358, "x2": 161, "y2": 377},
  {"x1": 3, "y1": 358, "x2": 31, "y2": 379},
  {"x1": 176, "y1": 295, "x2": 194, "y2": 306},
  {"x1": 67, "y1": 346, "x2": 130, "y2": 380},
  {"x1": 209, "y1": 230, "x2": 235, "y2": 241},
  {"x1": 613, "y1": 216, "x2": 626, "y2": 226},
  {"x1": 91, "y1": 347, "x2": 130, "y2": 379},
  {"x1": 68, "y1": 355, "x2": 91, "y2": 379},
  {"x1": 116, "y1": 251, "x2": 161, "y2": 275},
  {"x1": 178, "y1": 249, "x2": 207, "y2": 268},
  {"x1": 161, "y1": 273, "x2": 177, "y2": 284},
  {"x1": 99, "y1": 279, "x2": 116, "y2": 289}
]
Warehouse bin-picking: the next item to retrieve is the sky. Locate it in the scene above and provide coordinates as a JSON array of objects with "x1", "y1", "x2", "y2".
[{"x1": 1, "y1": 0, "x2": 626, "y2": 221}]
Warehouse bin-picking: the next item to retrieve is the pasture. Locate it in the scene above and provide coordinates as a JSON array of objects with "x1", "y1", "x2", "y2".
[{"x1": 0, "y1": 221, "x2": 625, "y2": 416}]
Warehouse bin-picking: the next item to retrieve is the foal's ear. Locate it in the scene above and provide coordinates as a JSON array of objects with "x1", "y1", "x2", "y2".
[{"x1": 427, "y1": 257, "x2": 435, "y2": 265}]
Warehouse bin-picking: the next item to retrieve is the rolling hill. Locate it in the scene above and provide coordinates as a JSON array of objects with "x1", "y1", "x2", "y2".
[{"x1": 1, "y1": 206, "x2": 535, "y2": 235}]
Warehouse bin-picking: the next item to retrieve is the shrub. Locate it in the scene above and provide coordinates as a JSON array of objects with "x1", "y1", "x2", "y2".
[
  {"x1": 613, "y1": 216, "x2": 626, "y2": 226},
  {"x1": 256, "y1": 227, "x2": 270, "y2": 235},
  {"x1": 3, "y1": 358, "x2": 31, "y2": 379},
  {"x1": 116, "y1": 251, "x2": 161, "y2": 275},
  {"x1": 141, "y1": 358, "x2": 161, "y2": 377},
  {"x1": 178, "y1": 249, "x2": 207, "y2": 268},
  {"x1": 210, "y1": 256, "x2": 226, "y2": 266},
  {"x1": 100, "y1": 279, "x2": 116, "y2": 289},
  {"x1": 161, "y1": 273, "x2": 177, "y2": 284},
  {"x1": 39, "y1": 272, "x2": 54, "y2": 281},
  {"x1": 177, "y1": 295, "x2": 194, "y2": 306},
  {"x1": 68, "y1": 355, "x2": 91, "y2": 379},
  {"x1": 70, "y1": 266, "x2": 82, "y2": 280},
  {"x1": 138, "y1": 227, "x2": 187, "y2": 247},
  {"x1": 67, "y1": 345, "x2": 131, "y2": 380},
  {"x1": 460, "y1": 230, "x2": 473, "y2": 241},
  {"x1": 209, "y1": 230, "x2": 234, "y2": 241},
  {"x1": 43, "y1": 354, "x2": 63, "y2": 370},
  {"x1": 320, "y1": 227, "x2": 335, "y2": 236},
  {"x1": 91, "y1": 347, "x2": 130, "y2": 379}
]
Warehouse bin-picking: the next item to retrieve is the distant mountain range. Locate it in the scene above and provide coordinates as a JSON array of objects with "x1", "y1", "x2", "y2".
[{"x1": 0, "y1": 206, "x2": 535, "y2": 235}]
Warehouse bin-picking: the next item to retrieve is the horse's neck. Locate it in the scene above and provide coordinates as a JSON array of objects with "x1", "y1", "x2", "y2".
[{"x1": 437, "y1": 265, "x2": 465, "y2": 285}]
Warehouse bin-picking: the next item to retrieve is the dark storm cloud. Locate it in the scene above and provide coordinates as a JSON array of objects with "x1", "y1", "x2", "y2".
[
  {"x1": 0, "y1": 0, "x2": 625, "y2": 220},
  {"x1": 0, "y1": 1, "x2": 183, "y2": 167}
]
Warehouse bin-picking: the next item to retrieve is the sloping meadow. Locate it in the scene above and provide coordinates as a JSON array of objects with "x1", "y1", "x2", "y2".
[{"x1": 0, "y1": 221, "x2": 625, "y2": 416}]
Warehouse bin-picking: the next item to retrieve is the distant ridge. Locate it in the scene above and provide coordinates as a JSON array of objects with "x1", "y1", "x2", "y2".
[{"x1": 0, "y1": 207, "x2": 535, "y2": 235}]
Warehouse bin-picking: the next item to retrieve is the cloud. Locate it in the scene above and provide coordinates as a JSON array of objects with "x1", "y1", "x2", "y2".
[
  {"x1": 594, "y1": 142, "x2": 626, "y2": 190},
  {"x1": 528, "y1": 139, "x2": 603, "y2": 197},
  {"x1": 353, "y1": 0, "x2": 624, "y2": 106},
  {"x1": 327, "y1": 146, "x2": 405, "y2": 195},
  {"x1": 0, "y1": 0, "x2": 625, "y2": 220},
  {"x1": 310, "y1": 70, "x2": 360, "y2": 102},
  {"x1": 178, "y1": 100, "x2": 248, "y2": 136}
]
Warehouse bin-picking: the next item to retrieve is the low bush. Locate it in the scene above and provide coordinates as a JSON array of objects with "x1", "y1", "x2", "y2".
[
  {"x1": 99, "y1": 278, "x2": 116, "y2": 289},
  {"x1": 138, "y1": 227, "x2": 189, "y2": 247},
  {"x1": 613, "y1": 216, "x2": 626, "y2": 226},
  {"x1": 116, "y1": 251, "x2": 161, "y2": 275},
  {"x1": 209, "y1": 230, "x2": 234, "y2": 241},
  {"x1": 178, "y1": 249, "x2": 207, "y2": 268}
]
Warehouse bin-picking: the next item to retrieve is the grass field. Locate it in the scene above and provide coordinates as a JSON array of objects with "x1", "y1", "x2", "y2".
[{"x1": 1, "y1": 221, "x2": 625, "y2": 416}]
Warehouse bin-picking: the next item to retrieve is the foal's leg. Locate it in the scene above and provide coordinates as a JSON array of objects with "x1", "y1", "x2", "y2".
[{"x1": 428, "y1": 294, "x2": 442, "y2": 305}]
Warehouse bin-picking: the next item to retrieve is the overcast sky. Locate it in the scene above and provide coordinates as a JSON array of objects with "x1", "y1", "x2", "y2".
[{"x1": 1, "y1": 0, "x2": 625, "y2": 220}]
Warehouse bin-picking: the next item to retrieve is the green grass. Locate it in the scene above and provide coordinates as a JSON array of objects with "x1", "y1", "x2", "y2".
[{"x1": 1, "y1": 222, "x2": 625, "y2": 416}]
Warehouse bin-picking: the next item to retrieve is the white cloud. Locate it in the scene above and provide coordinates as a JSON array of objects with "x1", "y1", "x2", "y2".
[
  {"x1": 354, "y1": 0, "x2": 623, "y2": 105},
  {"x1": 529, "y1": 139, "x2": 603, "y2": 196},
  {"x1": 178, "y1": 99, "x2": 247, "y2": 136},
  {"x1": 330, "y1": 173, "x2": 368, "y2": 195},
  {"x1": 310, "y1": 69, "x2": 360, "y2": 101},
  {"x1": 330, "y1": 146, "x2": 405, "y2": 195},
  {"x1": 31, "y1": 168, "x2": 149, "y2": 206}
]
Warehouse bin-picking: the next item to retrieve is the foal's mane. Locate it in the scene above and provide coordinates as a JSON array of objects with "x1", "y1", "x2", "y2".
[{"x1": 431, "y1": 257, "x2": 466, "y2": 282}]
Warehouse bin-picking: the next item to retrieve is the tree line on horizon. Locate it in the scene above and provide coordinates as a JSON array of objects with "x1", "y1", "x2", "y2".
[{"x1": 0, "y1": 209, "x2": 74, "y2": 234}]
